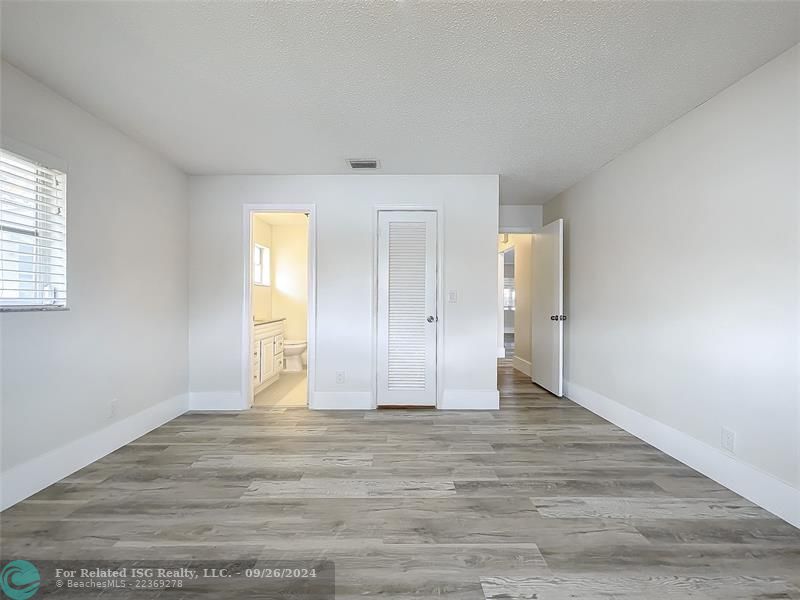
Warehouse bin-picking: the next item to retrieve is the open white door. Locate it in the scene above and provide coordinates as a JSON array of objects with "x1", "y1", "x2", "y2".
[
  {"x1": 377, "y1": 211, "x2": 438, "y2": 406},
  {"x1": 531, "y1": 219, "x2": 564, "y2": 396}
]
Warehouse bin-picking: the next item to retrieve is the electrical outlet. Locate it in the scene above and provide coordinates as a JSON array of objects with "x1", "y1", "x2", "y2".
[
  {"x1": 109, "y1": 398, "x2": 119, "y2": 420},
  {"x1": 335, "y1": 371, "x2": 345, "y2": 385},
  {"x1": 721, "y1": 427, "x2": 736, "y2": 454},
  {"x1": 448, "y1": 290, "x2": 458, "y2": 304}
]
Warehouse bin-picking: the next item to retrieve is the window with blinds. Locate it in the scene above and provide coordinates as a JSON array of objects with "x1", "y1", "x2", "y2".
[{"x1": 0, "y1": 148, "x2": 67, "y2": 310}]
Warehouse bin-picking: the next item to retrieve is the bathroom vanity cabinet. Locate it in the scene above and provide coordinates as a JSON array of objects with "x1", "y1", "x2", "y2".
[{"x1": 253, "y1": 318, "x2": 286, "y2": 394}]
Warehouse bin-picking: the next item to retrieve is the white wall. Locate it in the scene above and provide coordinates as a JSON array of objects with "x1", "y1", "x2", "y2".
[
  {"x1": 271, "y1": 223, "x2": 308, "y2": 341},
  {"x1": 0, "y1": 62, "x2": 189, "y2": 507},
  {"x1": 499, "y1": 204, "x2": 542, "y2": 231},
  {"x1": 251, "y1": 217, "x2": 272, "y2": 321},
  {"x1": 544, "y1": 46, "x2": 799, "y2": 524},
  {"x1": 189, "y1": 175, "x2": 499, "y2": 409}
]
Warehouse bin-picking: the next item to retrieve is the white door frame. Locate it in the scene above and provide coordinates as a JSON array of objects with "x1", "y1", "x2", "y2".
[
  {"x1": 372, "y1": 205, "x2": 445, "y2": 408},
  {"x1": 241, "y1": 204, "x2": 317, "y2": 409}
]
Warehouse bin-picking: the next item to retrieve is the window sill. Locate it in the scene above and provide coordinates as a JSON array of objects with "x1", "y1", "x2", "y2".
[{"x1": 0, "y1": 306, "x2": 70, "y2": 313}]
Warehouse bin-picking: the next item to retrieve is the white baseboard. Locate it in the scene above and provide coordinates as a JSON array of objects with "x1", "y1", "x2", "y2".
[
  {"x1": 0, "y1": 394, "x2": 188, "y2": 511},
  {"x1": 440, "y1": 389, "x2": 500, "y2": 410},
  {"x1": 310, "y1": 391, "x2": 373, "y2": 410},
  {"x1": 564, "y1": 380, "x2": 800, "y2": 528},
  {"x1": 512, "y1": 356, "x2": 532, "y2": 377},
  {"x1": 188, "y1": 391, "x2": 246, "y2": 411}
]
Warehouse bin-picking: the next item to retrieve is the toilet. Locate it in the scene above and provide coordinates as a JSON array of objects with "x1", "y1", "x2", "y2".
[{"x1": 283, "y1": 340, "x2": 307, "y2": 372}]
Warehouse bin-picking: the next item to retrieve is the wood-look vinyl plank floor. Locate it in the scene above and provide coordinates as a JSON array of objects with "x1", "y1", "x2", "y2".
[{"x1": 1, "y1": 363, "x2": 798, "y2": 599}]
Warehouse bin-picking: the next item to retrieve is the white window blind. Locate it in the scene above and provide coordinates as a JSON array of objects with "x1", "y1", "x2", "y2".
[{"x1": 0, "y1": 148, "x2": 67, "y2": 309}]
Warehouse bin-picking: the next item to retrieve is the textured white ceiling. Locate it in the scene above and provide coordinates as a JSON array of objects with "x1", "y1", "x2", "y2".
[{"x1": 1, "y1": 1, "x2": 798, "y2": 204}]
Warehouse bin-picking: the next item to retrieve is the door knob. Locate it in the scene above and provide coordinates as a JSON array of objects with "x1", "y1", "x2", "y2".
[{"x1": 427, "y1": 316, "x2": 435, "y2": 323}]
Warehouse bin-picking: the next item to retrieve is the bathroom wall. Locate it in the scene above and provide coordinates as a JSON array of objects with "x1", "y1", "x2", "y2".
[
  {"x1": 251, "y1": 217, "x2": 272, "y2": 322},
  {"x1": 270, "y1": 223, "x2": 308, "y2": 341}
]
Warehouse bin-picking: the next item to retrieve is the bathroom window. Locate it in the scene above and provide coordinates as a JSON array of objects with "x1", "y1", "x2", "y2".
[
  {"x1": 253, "y1": 244, "x2": 270, "y2": 286},
  {"x1": 0, "y1": 148, "x2": 67, "y2": 311}
]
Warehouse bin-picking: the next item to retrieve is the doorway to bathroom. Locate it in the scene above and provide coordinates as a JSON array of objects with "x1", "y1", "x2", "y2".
[{"x1": 243, "y1": 207, "x2": 315, "y2": 409}]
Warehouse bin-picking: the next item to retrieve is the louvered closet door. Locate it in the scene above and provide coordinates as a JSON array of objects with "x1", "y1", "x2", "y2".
[{"x1": 377, "y1": 211, "x2": 438, "y2": 407}]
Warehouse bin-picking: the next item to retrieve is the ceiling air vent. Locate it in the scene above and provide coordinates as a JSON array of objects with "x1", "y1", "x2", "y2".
[{"x1": 347, "y1": 159, "x2": 380, "y2": 170}]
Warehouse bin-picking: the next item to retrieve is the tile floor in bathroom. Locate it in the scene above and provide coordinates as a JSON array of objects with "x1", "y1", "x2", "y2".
[{"x1": 253, "y1": 371, "x2": 308, "y2": 407}]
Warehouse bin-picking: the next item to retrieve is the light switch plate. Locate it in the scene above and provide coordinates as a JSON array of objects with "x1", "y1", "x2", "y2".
[{"x1": 448, "y1": 290, "x2": 458, "y2": 303}]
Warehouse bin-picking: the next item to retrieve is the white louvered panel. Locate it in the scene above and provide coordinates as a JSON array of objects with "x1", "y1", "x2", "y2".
[
  {"x1": 387, "y1": 222, "x2": 427, "y2": 390},
  {"x1": 0, "y1": 148, "x2": 67, "y2": 309},
  {"x1": 377, "y1": 210, "x2": 438, "y2": 407}
]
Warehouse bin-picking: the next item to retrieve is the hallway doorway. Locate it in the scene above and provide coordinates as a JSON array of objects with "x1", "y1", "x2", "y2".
[
  {"x1": 244, "y1": 207, "x2": 316, "y2": 409},
  {"x1": 497, "y1": 233, "x2": 533, "y2": 376}
]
